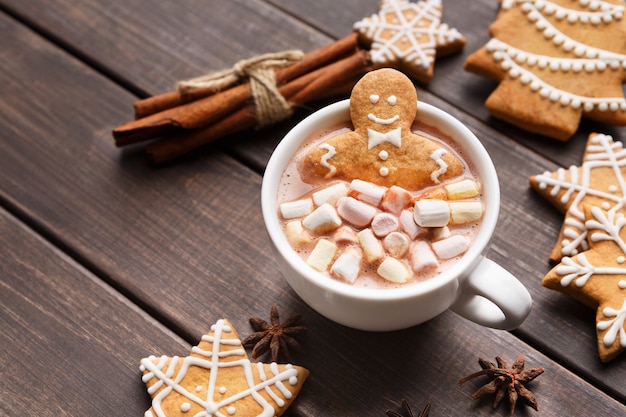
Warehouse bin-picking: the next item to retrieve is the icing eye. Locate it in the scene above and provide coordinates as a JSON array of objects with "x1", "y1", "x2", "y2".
[
  {"x1": 387, "y1": 95, "x2": 397, "y2": 105},
  {"x1": 369, "y1": 94, "x2": 380, "y2": 104}
]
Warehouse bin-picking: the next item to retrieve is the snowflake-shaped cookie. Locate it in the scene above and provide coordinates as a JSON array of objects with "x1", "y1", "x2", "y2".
[
  {"x1": 543, "y1": 205, "x2": 626, "y2": 362},
  {"x1": 139, "y1": 319, "x2": 308, "y2": 417},
  {"x1": 354, "y1": 0, "x2": 465, "y2": 84},
  {"x1": 465, "y1": 0, "x2": 626, "y2": 140},
  {"x1": 529, "y1": 133, "x2": 626, "y2": 262}
]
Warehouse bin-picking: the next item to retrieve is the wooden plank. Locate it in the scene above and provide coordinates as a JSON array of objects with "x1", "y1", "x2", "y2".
[
  {"x1": 0, "y1": 207, "x2": 191, "y2": 416},
  {"x1": 267, "y1": 0, "x2": 625, "y2": 168},
  {"x1": 2, "y1": 2, "x2": 625, "y2": 409},
  {"x1": 0, "y1": 0, "x2": 332, "y2": 95},
  {"x1": 3, "y1": 196, "x2": 624, "y2": 417}
]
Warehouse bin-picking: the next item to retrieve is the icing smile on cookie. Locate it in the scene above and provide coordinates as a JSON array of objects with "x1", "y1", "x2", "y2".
[
  {"x1": 368, "y1": 113, "x2": 399, "y2": 125},
  {"x1": 367, "y1": 94, "x2": 400, "y2": 125}
]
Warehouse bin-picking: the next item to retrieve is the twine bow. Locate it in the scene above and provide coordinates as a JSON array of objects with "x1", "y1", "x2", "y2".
[{"x1": 177, "y1": 50, "x2": 304, "y2": 127}]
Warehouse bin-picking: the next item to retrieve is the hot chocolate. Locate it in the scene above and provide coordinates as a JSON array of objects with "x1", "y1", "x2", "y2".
[{"x1": 276, "y1": 120, "x2": 483, "y2": 289}]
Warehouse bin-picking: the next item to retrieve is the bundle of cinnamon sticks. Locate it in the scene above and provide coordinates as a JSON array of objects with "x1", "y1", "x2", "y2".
[{"x1": 112, "y1": 33, "x2": 372, "y2": 163}]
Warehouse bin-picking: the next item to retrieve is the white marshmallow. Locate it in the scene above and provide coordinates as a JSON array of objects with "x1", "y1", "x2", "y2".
[
  {"x1": 307, "y1": 239, "x2": 337, "y2": 271},
  {"x1": 409, "y1": 240, "x2": 439, "y2": 273},
  {"x1": 377, "y1": 257, "x2": 411, "y2": 283},
  {"x1": 431, "y1": 226, "x2": 452, "y2": 241},
  {"x1": 312, "y1": 182, "x2": 348, "y2": 206},
  {"x1": 330, "y1": 247, "x2": 362, "y2": 283},
  {"x1": 357, "y1": 228, "x2": 385, "y2": 263},
  {"x1": 302, "y1": 203, "x2": 342, "y2": 234},
  {"x1": 337, "y1": 197, "x2": 377, "y2": 227},
  {"x1": 445, "y1": 179, "x2": 480, "y2": 200},
  {"x1": 333, "y1": 225, "x2": 359, "y2": 244},
  {"x1": 350, "y1": 179, "x2": 387, "y2": 206},
  {"x1": 399, "y1": 209, "x2": 426, "y2": 239},
  {"x1": 449, "y1": 201, "x2": 484, "y2": 224},
  {"x1": 383, "y1": 232, "x2": 410, "y2": 258},
  {"x1": 413, "y1": 199, "x2": 451, "y2": 227},
  {"x1": 371, "y1": 212, "x2": 399, "y2": 237},
  {"x1": 284, "y1": 221, "x2": 312, "y2": 247},
  {"x1": 279, "y1": 198, "x2": 313, "y2": 219},
  {"x1": 381, "y1": 185, "x2": 412, "y2": 215},
  {"x1": 414, "y1": 179, "x2": 480, "y2": 201},
  {"x1": 431, "y1": 235, "x2": 469, "y2": 259}
]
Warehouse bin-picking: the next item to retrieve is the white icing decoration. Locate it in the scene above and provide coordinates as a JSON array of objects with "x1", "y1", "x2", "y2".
[
  {"x1": 367, "y1": 127, "x2": 402, "y2": 149},
  {"x1": 219, "y1": 386, "x2": 227, "y2": 394},
  {"x1": 597, "y1": 299, "x2": 626, "y2": 348},
  {"x1": 378, "y1": 150, "x2": 389, "y2": 160},
  {"x1": 533, "y1": 134, "x2": 626, "y2": 257},
  {"x1": 368, "y1": 113, "x2": 400, "y2": 125},
  {"x1": 370, "y1": 94, "x2": 380, "y2": 104},
  {"x1": 504, "y1": 0, "x2": 625, "y2": 24},
  {"x1": 620, "y1": 280, "x2": 626, "y2": 289},
  {"x1": 387, "y1": 95, "x2": 397, "y2": 105},
  {"x1": 319, "y1": 143, "x2": 337, "y2": 176},
  {"x1": 353, "y1": 0, "x2": 464, "y2": 71},
  {"x1": 618, "y1": 256, "x2": 626, "y2": 264},
  {"x1": 139, "y1": 319, "x2": 301, "y2": 417},
  {"x1": 429, "y1": 148, "x2": 448, "y2": 183},
  {"x1": 485, "y1": 39, "x2": 626, "y2": 113},
  {"x1": 181, "y1": 402, "x2": 191, "y2": 412},
  {"x1": 380, "y1": 167, "x2": 390, "y2": 177},
  {"x1": 227, "y1": 406, "x2": 236, "y2": 415}
]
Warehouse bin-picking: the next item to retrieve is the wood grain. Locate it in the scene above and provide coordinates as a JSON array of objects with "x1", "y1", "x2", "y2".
[
  {"x1": 0, "y1": 207, "x2": 190, "y2": 416},
  {"x1": 0, "y1": 0, "x2": 625, "y2": 415}
]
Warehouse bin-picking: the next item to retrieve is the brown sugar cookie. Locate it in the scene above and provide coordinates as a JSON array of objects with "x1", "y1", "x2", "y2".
[
  {"x1": 543, "y1": 205, "x2": 626, "y2": 362},
  {"x1": 529, "y1": 132, "x2": 626, "y2": 262},
  {"x1": 465, "y1": 0, "x2": 626, "y2": 140},
  {"x1": 301, "y1": 68, "x2": 463, "y2": 190},
  {"x1": 354, "y1": 0, "x2": 466, "y2": 84},
  {"x1": 140, "y1": 319, "x2": 308, "y2": 417}
]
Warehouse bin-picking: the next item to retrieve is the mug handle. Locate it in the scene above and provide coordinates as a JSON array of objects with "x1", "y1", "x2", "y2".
[{"x1": 450, "y1": 256, "x2": 532, "y2": 330}]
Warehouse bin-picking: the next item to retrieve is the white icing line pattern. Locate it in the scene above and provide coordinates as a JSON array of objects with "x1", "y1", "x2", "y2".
[
  {"x1": 534, "y1": 134, "x2": 626, "y2": 256},
  {"x1": 554, "y1": 206, "x2": 626, "y2": 350},
  {"x1": 140, "y1": 319, "x2": 301, "y2": 417},
  {"x1": 488, "y1": 0, "x2": 626, "y2": 113},
  {"x1": 353, "y1": 0, "x2": 464, "y2": 70},
  {"x1": 319, "y1": 143, "x2": 337, "y2": 176},
  {"x1": 429, "y1": 148, "x2": 449, "y2": 183}
]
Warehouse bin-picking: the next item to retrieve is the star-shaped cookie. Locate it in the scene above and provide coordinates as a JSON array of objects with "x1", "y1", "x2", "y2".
[
  {"x1": 465, "y1": 0, "x2": 626, "y2": 140},
  {"x1": 354, "y1": 0, "x2": 465, "y2": 84},
  {"x1": 543, "y1": 205, "x2": 626, "y2": 362},
  {"x1": 529, "y1": 133, "x2": 626, "y2": 262},
  {"x1": 139, "y1": 319, "x2": 308, "y2": 417}
]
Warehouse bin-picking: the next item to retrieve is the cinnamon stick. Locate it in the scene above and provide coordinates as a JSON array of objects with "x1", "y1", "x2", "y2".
[
  {"x1": 131, "y1": 32, "x2": 360, "y2": 119},
  {"x1": 146, "y1": 50, "x2": 371, "y2": 163}
]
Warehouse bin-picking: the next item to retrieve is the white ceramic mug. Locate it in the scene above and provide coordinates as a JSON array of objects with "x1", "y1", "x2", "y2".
[{"x1": 261, "y1": 100, "x2": 532, "y2": 331}]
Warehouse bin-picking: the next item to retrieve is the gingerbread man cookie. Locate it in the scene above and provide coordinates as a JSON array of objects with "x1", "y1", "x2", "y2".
[{"x1": 301, "y1": 68, "x2": 463, "y2": 191}]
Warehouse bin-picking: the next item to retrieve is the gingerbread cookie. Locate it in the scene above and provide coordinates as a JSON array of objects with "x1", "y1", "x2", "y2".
[
  {"x1": 301, "y1": 68, "x2": 463, "y2": 190},
  {"x1": 465, "y1": 0, "x2": 626, "y2": 140},
  {"x1": 543, "y1": 204, "x2": 626, "y2": 362},
  {"x1": 353, "y1": 0, "x2": 465, "y2": 84},
  {"x1": 140, "y1": 319, "x2": 308, "y2": 417},
  {"x1": 529, "y1": 132, "x2": 626, "y2": 261}
]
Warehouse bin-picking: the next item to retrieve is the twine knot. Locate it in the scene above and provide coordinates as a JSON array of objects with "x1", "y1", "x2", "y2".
[{"x1": 178, "y1": 50, "x2": 304, "y2": 127}]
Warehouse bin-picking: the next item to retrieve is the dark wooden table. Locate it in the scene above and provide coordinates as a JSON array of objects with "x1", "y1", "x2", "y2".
[{"x1": 1, "y1": 1, "x2": 625, "y2": 416}]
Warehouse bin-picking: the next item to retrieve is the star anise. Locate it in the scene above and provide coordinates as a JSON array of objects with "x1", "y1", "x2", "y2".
[
  {"x1": 459, "y1": 354, "x2": 544, "y2": 414},
  {"x1": 386, "y1": 399, "x2": 430, "y2": 417},
  {"x1": 242, "y1": 305, "x2": 307, "y2": 362}
]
